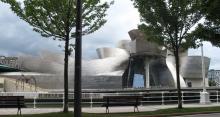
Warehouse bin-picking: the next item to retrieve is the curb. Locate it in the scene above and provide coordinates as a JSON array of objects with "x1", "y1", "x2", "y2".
[{"x1": 134, "y1": 111, "x2": 220, "y2": 117}]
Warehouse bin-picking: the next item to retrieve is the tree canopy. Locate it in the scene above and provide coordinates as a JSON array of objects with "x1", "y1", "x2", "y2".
[
  {"x1": 132, "y1": 0, "x2": 204, "y2": 109},
  {"x1": 1, "y1": 0, "x2": 111, "y2": 42},
  {"x1": 0, "y1": 0, "x2": 112, "y2": 113},
  {"x1": 132, "y1": 0, "x2": 203, "y2": 51},
  {"x1": 190, "y1": 0, "x2": 220, "y2": 47}
]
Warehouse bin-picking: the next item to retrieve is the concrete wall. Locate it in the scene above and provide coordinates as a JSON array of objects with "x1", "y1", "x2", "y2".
[
  {"x1": 2, "y1": 75, "x2": 122, "y2": 90},
  {"x1": 33, "y1": 75, "x2": 122, "y2": 89},
  {"x1": 185, "y1": 78, "x2": 209, "y2": 87},
  {"x1": 3, "y1": 78, "x2": 44, "y2": 92},
  {"x1": 82, "y1": 76, "x2": 122, "y2": 89}
]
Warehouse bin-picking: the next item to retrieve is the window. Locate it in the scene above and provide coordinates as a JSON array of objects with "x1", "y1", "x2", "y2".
[{"x1": 133, "y1": 74, "x2": 144, "y2": 88}]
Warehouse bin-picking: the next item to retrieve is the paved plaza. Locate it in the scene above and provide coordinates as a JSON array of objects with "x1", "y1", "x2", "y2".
[{"x1": 1, "y1": 103, "x2": 220, "y2": 115}]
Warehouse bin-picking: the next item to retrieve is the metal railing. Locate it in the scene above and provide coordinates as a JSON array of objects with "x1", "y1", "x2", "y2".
[{"x1": 1, "y1": 89, "x2": 220, "y2": 108}]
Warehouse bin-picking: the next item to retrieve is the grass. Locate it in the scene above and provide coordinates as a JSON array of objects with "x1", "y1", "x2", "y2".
[{"x1": 2, "y1": 106, "x2": 220, "y2": 117}]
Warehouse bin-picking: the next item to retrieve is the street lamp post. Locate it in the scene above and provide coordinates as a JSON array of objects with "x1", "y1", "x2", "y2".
[
  {"x1": 201, "y1": 43, "x2": 206, "y2": 92},
  {"x1": 200, "y1": 42, "x2": 210, "y2": 104},
  {"x1": 74, "y1": 0, "x2": 82, "y2": 116}
]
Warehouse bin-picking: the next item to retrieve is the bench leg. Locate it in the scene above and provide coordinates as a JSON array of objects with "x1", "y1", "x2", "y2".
[
  {"x1": 134, "y1": 106, "x2": 139, "y2": 112},
  {"x1": 17, "y1": 108, "x2": 21, "y2": 115},
  {"x1": 106, "y1": 106, "x2": 109, "y2": 114}
]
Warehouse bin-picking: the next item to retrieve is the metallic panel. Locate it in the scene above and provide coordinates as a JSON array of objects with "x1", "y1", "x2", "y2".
[
  {"x1": 96, "y1": 47, "x2": 129, "y2": 59},
  {"x1": 181, "y1": 56, "x2": 210, "y2": 79}
]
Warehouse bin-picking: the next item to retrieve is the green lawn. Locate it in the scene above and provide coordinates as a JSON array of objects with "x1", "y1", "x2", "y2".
[{"x1": 2, "y1": 106, "x2": 220, "y2": 117}]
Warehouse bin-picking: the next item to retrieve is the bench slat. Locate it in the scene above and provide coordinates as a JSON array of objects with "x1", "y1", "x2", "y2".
[
  {"x1": 102, "y1": 95, "x2": 143, "y2": 113},
  {"x1": 0, "y1": 96, "x2": 25, "y2": 108}
]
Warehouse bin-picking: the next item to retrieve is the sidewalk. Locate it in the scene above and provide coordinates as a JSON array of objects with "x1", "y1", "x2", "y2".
[
  {"x1": 0, "y1": 103, "x2": 220, "y2": 115},
  {"x1": 83, "y1": 103, "x2": 220, "y2": 113}
]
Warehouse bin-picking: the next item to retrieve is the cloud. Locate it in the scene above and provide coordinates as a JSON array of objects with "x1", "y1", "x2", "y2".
[
  {"x1": 0, "y1": 0, "x2": 140, "y2": 59},
  {"x1": 82, "y1": 0, "x2": 140, "y2": 58},
  {"x1": 0, "y1": 3, "x2": 62, "y2": 56},
  {"x1": 1, "y1": 1, "x2": 220, "y2": 70}
]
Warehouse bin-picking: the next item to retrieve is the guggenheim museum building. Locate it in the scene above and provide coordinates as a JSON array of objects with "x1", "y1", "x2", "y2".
[{"x1": 0, "y1": 29, "x2": 210, "y2": 92}]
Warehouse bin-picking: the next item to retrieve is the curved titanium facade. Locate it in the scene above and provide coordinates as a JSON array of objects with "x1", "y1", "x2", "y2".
[
  {"x1": 0, "y1": 29, "x2": 211, "y2": 90},
  {"x1": 181, "y1": 56, "x2": 210, "y2": 79},
  {"x1": 96, "y1": 47, "x2": 129, "y2": 59},
  {"x1": 122, "y1": 29, "x2": 189, "y2": 88},
  {"x1": 150, "y1": 58, "x2": 175, "y2": 87},
  {"x1": 128, "y1": 29, "x2": 165, "y2": 57},
  {"x1": 117, "y1": 40, "x2": 131, "y2": 52}
]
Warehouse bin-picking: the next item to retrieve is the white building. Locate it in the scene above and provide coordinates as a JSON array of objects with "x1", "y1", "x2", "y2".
[{"x1": 208, "y1": 69, "x2": 220, "y2": 86}]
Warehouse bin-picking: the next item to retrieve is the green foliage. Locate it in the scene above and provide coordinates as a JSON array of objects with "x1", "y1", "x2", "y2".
[
  {"x1": 1, "y1": 0, "x2": 111, "y2": 41},
  {"x1": 209, "y1": 80, "x2": 217, "y2": 86},
  {"x1": 201, "y1": 0, "x2": 220, "y2": 25},
  {"x1": 188, "y1": 24, "x2": 220, "y2": 47},
  {"x1": 132, "y1": 0, "x2": 203, "y2": 51},
  {"x1": 0, "y1": 0, "x2": 112, "y2": 113},
  {"x1": 190, "y1": 0, "x2": 220, "y2": 47},
  {"x1": 132, "y1": 0, "x2": 205, "y2": 109}
]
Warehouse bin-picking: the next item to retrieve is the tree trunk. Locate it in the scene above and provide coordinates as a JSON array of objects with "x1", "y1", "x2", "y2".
[
  {"x1": 174, "y1": 49, "x2": 182, "y2": 109},
  {"x1": 74, "y1": 0, "x2": 83, "y2": 116},
  {"x1": 63, "y1": 35, "x2": 69, "y2": 113}
]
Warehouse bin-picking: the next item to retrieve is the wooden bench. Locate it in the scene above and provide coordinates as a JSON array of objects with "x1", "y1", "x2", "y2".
[
  {"x1": 102, "y1": 95, "x2": 143, "y2": 113},
  {"x1": 0, "y1": 96, "x2": 25, "y2": 108}
]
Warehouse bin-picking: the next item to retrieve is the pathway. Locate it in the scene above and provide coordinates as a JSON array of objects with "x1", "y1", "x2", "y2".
[{"x1": 0, "y1": 103, "x2": 220, "y2": 115}]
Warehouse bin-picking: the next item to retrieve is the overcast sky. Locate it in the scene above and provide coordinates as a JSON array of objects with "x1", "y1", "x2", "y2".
[{"x1": 0, "y1": 0, "x2": 220, "y2": 69}]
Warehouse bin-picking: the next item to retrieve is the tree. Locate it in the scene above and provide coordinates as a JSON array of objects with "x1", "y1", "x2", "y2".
[
  {"x1": 132, "y1": 0, "x2": 203, "y2": 109},
  {"x1": 1, "y1": 0, "x2": 111, "y2": 112},
  {"x1": 74, "y1": 0, "x2": 82, "y2": 116},
  {"x1": 209, "y1": 80, "x2": 217, "y2": 87},
  {"x1": 189, "y1": 0, "x2": 220, "y2": 47}
]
